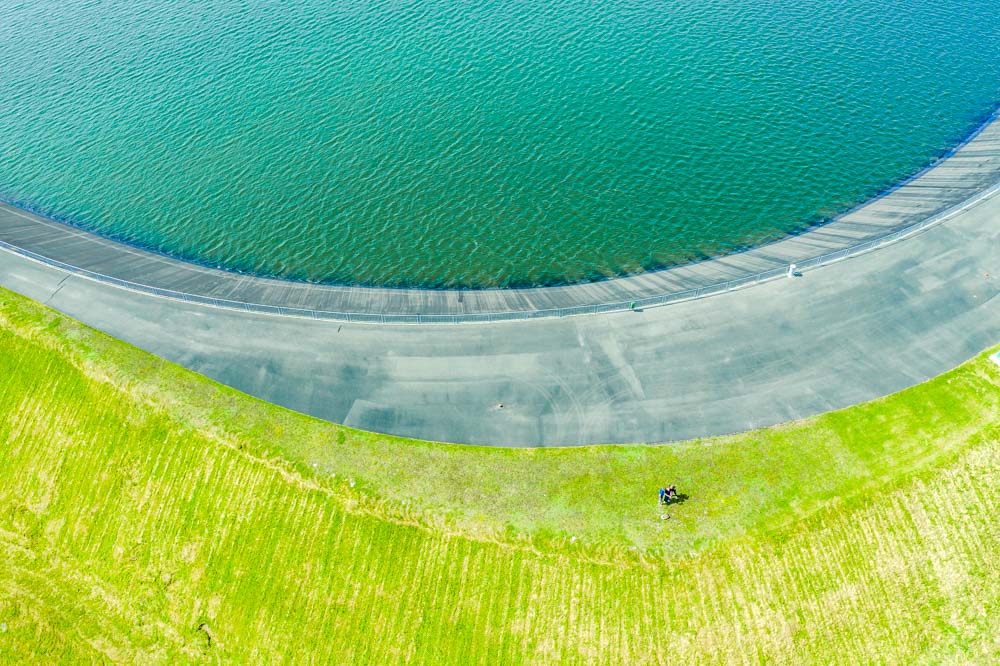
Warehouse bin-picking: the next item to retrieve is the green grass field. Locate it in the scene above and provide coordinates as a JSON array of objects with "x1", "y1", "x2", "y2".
[{"x1": 0, "y1": 286, "x2": 998, "y2": 663}]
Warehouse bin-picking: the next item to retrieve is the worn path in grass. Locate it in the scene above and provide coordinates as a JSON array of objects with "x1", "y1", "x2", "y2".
[
  {"x1": 1, "y1": 290, "x2": 999, "y2": 662},
  {"x1": 2, "y1": 183, "x2": 998, "y2": 445}
]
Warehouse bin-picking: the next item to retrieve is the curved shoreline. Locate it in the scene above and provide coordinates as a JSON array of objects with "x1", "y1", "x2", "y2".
[
  {"x1": 2, "y1": 120, "x2": 1000, "y2": 443},
  {"x1": 1, "y1": 104, "x2": 995, "y2": 293},
  {"x1": 2, "y1": 110, "x2": 1000, "y2": 322},
  {"x1": 2, "y1": 182, "x2": 998, "y2": 445}
]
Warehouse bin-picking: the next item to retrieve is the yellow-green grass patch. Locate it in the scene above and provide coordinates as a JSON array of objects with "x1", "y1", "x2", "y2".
[{"x1": 1, "y1": 287, "x2": 998, "y2": 662}]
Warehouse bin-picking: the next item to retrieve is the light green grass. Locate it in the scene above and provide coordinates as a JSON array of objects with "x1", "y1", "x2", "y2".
[{"x1": 0, "y1": 286, "x2": 998, "y2": 663}]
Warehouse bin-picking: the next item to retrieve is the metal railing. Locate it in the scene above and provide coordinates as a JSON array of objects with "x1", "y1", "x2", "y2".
[{"x1": 2, "y1": 177, "x2": 998, "y2": 325}]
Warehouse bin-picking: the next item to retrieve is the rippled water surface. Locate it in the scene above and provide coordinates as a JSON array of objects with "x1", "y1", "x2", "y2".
[{"x1": 0, "y1": 0, "x2": 998, "y2": 287}]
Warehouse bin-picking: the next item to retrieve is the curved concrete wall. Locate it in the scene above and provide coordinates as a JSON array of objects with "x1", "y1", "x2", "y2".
[{"x1": 2, "y1": 111, "x2": 999, "y2": 322}]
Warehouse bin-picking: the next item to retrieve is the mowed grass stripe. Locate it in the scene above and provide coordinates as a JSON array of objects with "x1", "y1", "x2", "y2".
[{"x1": 0, "y1": 289, "x2": 999, "y2": 662}]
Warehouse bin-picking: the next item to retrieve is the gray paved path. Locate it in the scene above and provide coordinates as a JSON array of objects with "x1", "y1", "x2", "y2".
[{"x1": 1, "y1": 184, "x2": 997, "y2": 445}]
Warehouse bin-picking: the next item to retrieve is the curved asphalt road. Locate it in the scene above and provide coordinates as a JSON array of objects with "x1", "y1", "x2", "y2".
[{"x1": 1, "y1": 181, "x2": 998, "y2": 445}]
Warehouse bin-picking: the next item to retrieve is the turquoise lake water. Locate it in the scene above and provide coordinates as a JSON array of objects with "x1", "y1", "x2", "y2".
[{"x1": 0, "y1": 0, "x2": 997, "y2": 288}]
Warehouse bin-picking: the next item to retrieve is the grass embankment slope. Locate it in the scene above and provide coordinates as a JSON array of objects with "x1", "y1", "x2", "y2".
[{"x1": 0, "y1": 286, "x2": 998, "y2": 663}]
